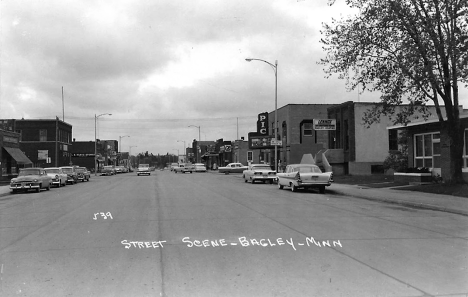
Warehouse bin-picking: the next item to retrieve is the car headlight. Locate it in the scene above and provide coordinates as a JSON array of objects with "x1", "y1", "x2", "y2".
[{"x1": 33, "y1": 179, "x2": 38, "y2": 182}]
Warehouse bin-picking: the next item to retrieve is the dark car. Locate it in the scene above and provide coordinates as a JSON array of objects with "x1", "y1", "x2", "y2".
[
  {"x1": 75, "y1": 167, "x2": 91, "y2": 182},
  {"x1": 60, "y1": 166, "x2": 78, "y2": 184}
]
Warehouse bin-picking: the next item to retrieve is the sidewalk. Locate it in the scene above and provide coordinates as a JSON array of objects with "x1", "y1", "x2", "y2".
[
  {"x1": 329, "y1": 183, "x2": 468, "y2": 216},
  {"x1": 227, "y1": 173, "x2": 468, "y2": 216}
]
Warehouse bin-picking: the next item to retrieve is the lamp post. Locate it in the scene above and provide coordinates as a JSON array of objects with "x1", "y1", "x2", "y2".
[
  {"x1": 188, "y1": 125, "x2": 201, "y2": 162},
  {"x1": 177, "y1": 140, "x2": 186, "y2": 162},
  {"x1": 245, "y1": 58, "x2": 278, "y2": 172},
  {"x1": 95, "y1": 113, "x2": 112, "y2": 176},
  {"x1": 119, "y1": 135, "x2": 130, "y2": 153}
]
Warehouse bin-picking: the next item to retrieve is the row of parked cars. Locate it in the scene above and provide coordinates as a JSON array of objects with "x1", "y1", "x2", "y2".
[
  {"x1": 170, "y1": 163, "x2": 207, "y2": 173},
  {"x1": 10, "y1": 166, "x2": 91, "y2": 193},
  {"x1": 220, "y1": 162, "x2": 333, "y2": 194},
  {"x1": 101, "y1": 165, "x2": 131, "y2": 176}
]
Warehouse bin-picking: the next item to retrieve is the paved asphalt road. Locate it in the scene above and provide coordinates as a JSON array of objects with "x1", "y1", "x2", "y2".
[{"x1": 0, "y1": 170, "x2": 467, "y2": 297}]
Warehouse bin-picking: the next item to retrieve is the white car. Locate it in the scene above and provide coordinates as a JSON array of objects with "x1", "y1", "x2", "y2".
[
  {"x1": 243, "y1": 164, "x2": 276, "y2": 184},
  {"x1": 137, "y1": 164, "x2": 151, "y2": 176},
  {"x1": 44, "y1": 167, "x2": 68, "y2": 187},
  {"x1": 194, "y1": 163, "x2": 207, "y2": 172},
  {"x1": 174, "y1": 163, "x2": 193, "y2": 173},
  {"x1": 276, "y1": 164, "x2": 332, "y2": 193}
]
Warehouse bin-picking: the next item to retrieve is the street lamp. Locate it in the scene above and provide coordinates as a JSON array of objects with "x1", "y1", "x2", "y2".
[
  {"x1": 177, "y1": 140, "x2": 186, "y2": 162},
  {"x1": 188, "y1": 125, "x2": 201, "y2": 162},
  {"x1": 119, "y1": 135, "x2": 130, "y2": 152},
  {"x1": 95, "y1": 113, "x2": 112, "y2": 176},
  {"x1": 246, "y1": 58, "x2": 278, "y2": 172}
]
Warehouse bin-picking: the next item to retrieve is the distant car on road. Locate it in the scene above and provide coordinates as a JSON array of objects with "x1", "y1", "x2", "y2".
[
  {"x1": 137, "y1": 164, "x2": 151, "y2": 176},
  {"x1": 60, "y1": 166, "x2": 78, "y2": 184},
  {"x1": 243, "y1": 164, "x2": 277, "y2": 184},
  {"x1": 174, "y1": 163, "x2": 193, "y2": 173},
  {"x1": 102, "y1": 165, "x2": 116, "y2": 176},
  {"x1": 276, "y1": 164, "x2": 332, "y2": 193},
  {"x1": 75, "y1": 167, "x2": 91, "y2": 182},
  {"x1": 10, "y1": 168, "x2": 52, "y2": 193},
  {"x1": 170, "y1": 163, "x2": 179, "y2": 171},
  {"x1": 44, "y1": 167, "x2": 67, "y2": 187},
  {"x1": 218, "y1": 163, "x2": 248, "y2": 174},
  {"x1": 194, "y1": 163, "x2": 207, "y2": 172}
]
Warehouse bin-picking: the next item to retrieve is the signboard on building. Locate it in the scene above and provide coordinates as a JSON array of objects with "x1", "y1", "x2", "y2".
[
  {"x1": 38, "y1": 150, "x2": 49, "y2": 160},
  {"x1": 248, "y1": 134, "x2": 275, "y2": 149},
  {"x1": 256, "y1": 112, "x2": 269, "y2": 135},
  {"x1": 271, "y1": 139, "x2": 282, "y2": 146},
  {"x1": 313, "y1": 119, "x2": 336, "y2": 130}
]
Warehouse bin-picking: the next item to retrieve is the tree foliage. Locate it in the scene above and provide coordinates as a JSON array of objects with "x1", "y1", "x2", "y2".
[{"x1": 320, "y1": 0, "x2": 468, "y2": 183}]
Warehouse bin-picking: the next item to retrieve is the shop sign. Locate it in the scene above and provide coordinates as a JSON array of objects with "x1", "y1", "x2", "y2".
[
  {"x1": 257, "y1": 112, "x2": 269, "y2": 135},
  {"x1": 313, "y1": 119, "x2": 336, "y2": 130}
]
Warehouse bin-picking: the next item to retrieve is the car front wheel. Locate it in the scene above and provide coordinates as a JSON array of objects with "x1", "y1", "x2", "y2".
[
  {"x1": 278, "y1": 182, "x2": 283, "y2": 190},
  {"x1": 319, "y1": 186, "x2": 325, "y2": 194}
]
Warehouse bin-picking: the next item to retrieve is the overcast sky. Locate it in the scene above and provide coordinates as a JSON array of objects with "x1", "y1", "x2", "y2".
[{"x1": 1, "y1": 0, "x2": 467, "y2": 156}]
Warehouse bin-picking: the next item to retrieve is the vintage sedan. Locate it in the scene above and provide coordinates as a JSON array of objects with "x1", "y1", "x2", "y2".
[
  {"x1": 44, "y1": 167, "x2": 67, "y2": 187},
  {"x1": 243, "y1": 164, "x2": 276, "y2": 184},
  {"x1": 102, "y1": 165, "x2": 116, "y2": 176},
  {"x1": 174, "y1": 163, "x2": 193, "y2": 173},
  {"x1": 75, "y1": 167, "x2": 91, "y2": 182},
  {"x1": 218, "y1": 163, "x2": 248, "y2": 174},
  {"x1": 10, "y1": 168, "x2": 52, "y2": 193},
  {"x1": 276, "y1": 164, "x2": 332, "y2": 193},
  {"x1": 60, "y1": 166, "x2": 78, "y2": 184},
  {"x1": 193, "y1": 163, "x2": 207, "y2": 172}
]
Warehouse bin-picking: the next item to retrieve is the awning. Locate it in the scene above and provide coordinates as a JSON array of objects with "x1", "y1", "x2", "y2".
[{"x1": 3, "y1": 147, "x2": 33, "y2": 164}]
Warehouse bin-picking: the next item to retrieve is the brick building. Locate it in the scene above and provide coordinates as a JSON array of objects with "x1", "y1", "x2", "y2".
[
  {"x1": 260, "y1": 104, "x2": 335, "y2": 168},
  {"x1": 388, "y1": 114, "x2": 468, "y2": 183},
  {"x1": 0, "y1": 129, "x2": 32, "y2": 181},
  {"x1": 0, "y1": 118, "x2": 73, "y2": 168}
]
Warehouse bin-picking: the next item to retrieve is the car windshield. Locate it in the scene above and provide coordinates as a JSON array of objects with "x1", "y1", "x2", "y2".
[
  {"x1": 61, "y1": 168, "x2": 73, "y2": 173},
  {"x1": 76, "y1": 168, "x2": 84, "y2": 172},
  {"x1": 45, "y1": 169, "x2": 59, "y2": 174},
  {"x1": 104, "y1": 166, "x2": 113, "y2": 169},
  {"x1": 290, "y1": 166, "x2": 321, "y2": 173},
  {"x1": 19, "y1": 169, "x2": 41, "y2": 176},
  {"x1": 139, "y1": 164, "x2": 149, "y2": 168}
]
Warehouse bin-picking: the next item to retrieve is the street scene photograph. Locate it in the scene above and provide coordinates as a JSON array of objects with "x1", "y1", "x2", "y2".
[{"x1": 0, "y1": 0, "x2": 467, "y2": 296}]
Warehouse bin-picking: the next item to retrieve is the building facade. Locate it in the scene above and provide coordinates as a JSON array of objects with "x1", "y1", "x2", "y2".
[
  {"x1": 260, "y1": 104, "x2": 335, "y2": 168},
  {"x1": 0, "y1": 129, "x2": 32, "y2": 181},
  {"x1": 388, "y1": 114, "x2": 468, "y2": 182},
  {"x1": 0, "y1": 118, "x2": 73, "y2": 168}
]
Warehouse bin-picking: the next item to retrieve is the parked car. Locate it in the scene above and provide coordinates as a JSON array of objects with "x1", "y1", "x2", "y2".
[
  {"x1": 10, "y1": 168, "x2": 52, "y2": 193},
  {"x1": 102, "y1": 165, "x2": 116, "y2": 176},
  {"x1": 44, "y1": 167, "x2": 67, "y2": 187},
  {"x1": 194, "y1": 163, "x2": 207, "y2": 172},
  {"x1": 115, "y1": 166, "x2": 123, "y2": 174},
  {"x1": 75, "y1": 167, "x2": 91, "y2": 182},
  {"x1": 174, "y1": 163, "x2": 193, "y2": 173},
  {"x1": 243, "y1": 164, "x2": 277, "y2": 184},
  {"x1": 137, "y1": 164, "x2": 151, "y2": 176},
  {"x1": 276, "y1": 164, "x2": 332, "y2": 193},
  {"x1": 60, "y1": 166, "x2": 78, "y2": 184},
  {"x1": 218, "y1": 163, "x2": 248, "y2": 174},
  {"x1": 170, "y1": 163, "x2": 179, "y2": 171}
]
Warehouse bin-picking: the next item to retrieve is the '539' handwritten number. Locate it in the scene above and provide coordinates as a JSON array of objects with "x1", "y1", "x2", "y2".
[{"x1": 93, "y1": 212, "x2": 113, "y2": 220}]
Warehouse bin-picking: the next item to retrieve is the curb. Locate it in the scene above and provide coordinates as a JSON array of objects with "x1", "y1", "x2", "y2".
[{"x1": 330, "y1": 186, "x2": 468, "y2": 217}]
